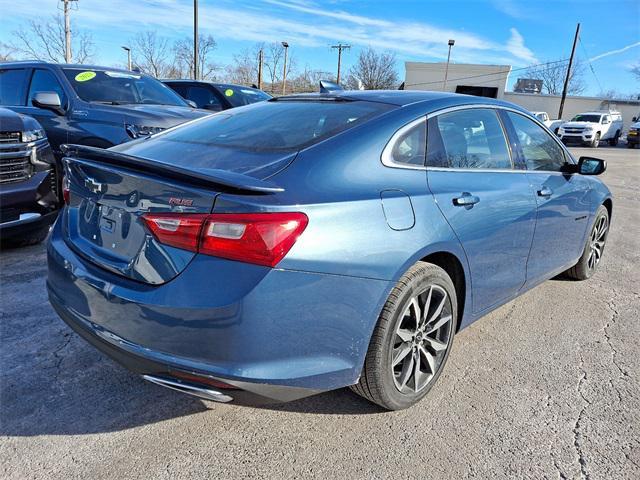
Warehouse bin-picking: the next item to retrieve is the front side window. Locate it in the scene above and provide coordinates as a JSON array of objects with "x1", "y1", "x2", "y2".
[
  {"x1": 0, "y1": 69, "x2": 27, "y2": 106},
  {"x1": 215, "y1": 85, "x2": 271, "y2": 107},
  {"x1": 427, "y1": 108, "x2": 511, "y2": 169},
  {"x1": 187, "y1": 86, "x2": 222, "y2": 109},
  {"x1": 28, "y1": 69, "x2": 67, "y2": 107},
  {"x1": 62, "y1": 69, "x2": 187, "y2": 106},
  {"x1": 506, "y1": 111, "x2": 566, "y2": 172}
]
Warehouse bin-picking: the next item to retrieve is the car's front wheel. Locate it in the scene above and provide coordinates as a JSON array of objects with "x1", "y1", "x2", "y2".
[
  {"x1": 350, "y1": 262, "x2": 457, "y2": 410},
  {"x1": 565, "y1": 205, "x2": 609, "y2": 280}
]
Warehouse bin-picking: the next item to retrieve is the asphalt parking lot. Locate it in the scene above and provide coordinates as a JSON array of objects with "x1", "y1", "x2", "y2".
[{"x1": 1, "y1": 145, "x2": 639, "y2": 479}]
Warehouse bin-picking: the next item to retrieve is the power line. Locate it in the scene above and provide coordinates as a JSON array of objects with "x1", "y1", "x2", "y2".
[
  {"x1": 404, "y1": 58, "x2": 570, "y2": 88},
  {"x1": 579, "y1": 37, "x2": 604, "y2": 94}
]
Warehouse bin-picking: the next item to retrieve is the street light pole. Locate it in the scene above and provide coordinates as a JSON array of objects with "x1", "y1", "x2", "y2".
[
  {"x1": 443, "y1": 39, "x2": 455, "y2": 91},
  {"x1": 121, "y1": 46, "x2": 132, "y2": 71},
  {"x1": 258, "y1": 48, "x2": 264, "y2": 90},
  {"x1": 281, "y1": 41, "x2": 289, "y2": 95},
  {"x1": 193, "y1": 0, "x2": 199, "y2": 80}
]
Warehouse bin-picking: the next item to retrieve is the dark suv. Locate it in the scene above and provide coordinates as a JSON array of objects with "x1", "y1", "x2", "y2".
[
  {"x1": 0, "y1": 62, "x2": 210, "y2": 160},
  {"x1": 163, "y1": 80, "x2": 271, "y2": 112},
  {"x1": 0, "y1": 108, "x2": 59, "y2": 246}
]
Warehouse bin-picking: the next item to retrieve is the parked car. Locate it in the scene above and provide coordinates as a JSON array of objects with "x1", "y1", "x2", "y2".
[
  {"x1": 626, "y1": 114, "x2": 639, "y2": 148},
  {"x1": 0, "y1": 108, "x2": 59, "y2": 246},
  {"x1": 48, "y1": 90, "x2": 612, "y2": 411},
  {"x1": 0, "y1": 62, "x2": 210, "y2": 161},
  {"x1": 162, "y1": 80, "x2": 271, "y2": 112},
  {"x1": 530, "y1": 111, "x2": 564, "y2": 134},
  {"x1": 557, "y1": 111, "x2": 623, "y2": 147}
]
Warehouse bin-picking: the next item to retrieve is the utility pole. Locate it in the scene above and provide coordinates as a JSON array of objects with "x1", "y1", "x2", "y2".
[
  {"x1": 558, "y1": 23, "x2": 580, "y2": 120},
  {"x1": 331, "y1": 43, "x2": 350, "y2": 84},
  {"x1": 257, "y1": 48, "x2": 264, "y2": 90},
  {"x1": 61, "y1": 0, "x2": 77, "y2": 62},
  {"x1": 193, "y1": 0, "x2": 199, "y2": 80},
  {"x1": 281, "y1": 41, "x2": 289, "y2": 95},
  {"x1": 443, "y1": 39, "x2": 455, "y2": 91}
]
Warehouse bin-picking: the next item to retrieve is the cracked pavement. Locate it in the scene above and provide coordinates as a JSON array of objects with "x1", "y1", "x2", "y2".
[{"x1": 1, "y1": 146, "x2": 639, "y2": 479}]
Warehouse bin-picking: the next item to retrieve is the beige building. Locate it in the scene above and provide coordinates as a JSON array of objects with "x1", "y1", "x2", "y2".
[{"x1": 404, "y1": 61, "x2": 639, "y2": 129}]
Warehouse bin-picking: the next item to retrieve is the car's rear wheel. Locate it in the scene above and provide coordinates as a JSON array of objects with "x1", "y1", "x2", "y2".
[
  {"x1": 608, "y1": 131, "x2": 620, "y2": 146},
  {"x1": 565, "y1": 205, "x2": 609, "y2": 280},
  {"x1": 350, "y1": 262, "x2": 456, "y2": 410}
]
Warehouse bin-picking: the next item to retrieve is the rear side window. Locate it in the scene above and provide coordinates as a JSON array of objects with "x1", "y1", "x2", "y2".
[
  {"x1": 427, "y1": 108, "x2": 511, "y2": 169},
  {"x1": 383, "y1": 119, "x2": 426, "y2": 167},
  {"x1": 28, "y1": 69, "x2": 68, "y2": 107},
  {"x1": 156, "y1": 100, "x2": 395, "y2": 151},
  {"x1": 188, "y1": 86, "x2": 222, "y2": 109},
  {"x1": 506, "y1": 111, "x2": 566, "y2": 172},
  {"x1": 216, "y1": 85, "x2": 271, "y2": 107},
  {"x1": 0, "y1": 69, "x2": 27, "y2": 106}
]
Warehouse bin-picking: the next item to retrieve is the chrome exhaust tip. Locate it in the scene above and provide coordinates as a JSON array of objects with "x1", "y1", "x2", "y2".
[{"x1": 142, "y1": 374, "x2": 233, "y2": 403}]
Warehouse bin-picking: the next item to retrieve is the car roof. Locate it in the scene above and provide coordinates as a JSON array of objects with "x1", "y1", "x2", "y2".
[
  {"x1": 161, "y1": 79, "x2": 262, "y2": 90},
  {"x1": 1, "y1": 61, "x2": 145, "y2": 75},
  {"x1": 276, "y1": 90, "x2": 521, "y2": 110}
]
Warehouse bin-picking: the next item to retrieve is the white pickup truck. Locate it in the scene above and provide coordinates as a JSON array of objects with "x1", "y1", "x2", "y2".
[
  {"x1": 626, "y1": 113, "x2": 639, "y2": 149},
  {"x1": 531, "y1": 111, "x2": 565, "y2": 134},
  {"x1": 557, "y1": 111, "x2": 624, "y2": 148}
]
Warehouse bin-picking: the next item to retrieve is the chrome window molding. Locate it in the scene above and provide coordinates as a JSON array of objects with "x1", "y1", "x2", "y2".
[{"x1": 380, "y1": 116, "x2": 427, "y2": 171}]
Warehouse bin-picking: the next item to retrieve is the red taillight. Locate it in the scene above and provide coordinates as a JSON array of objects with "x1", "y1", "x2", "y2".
[
  {"x1": 62, "y1": 175, "x2": 70, "y2": 205},
  {"x1": 142, "y1": 212, "x2": 308, "y2": 267}
]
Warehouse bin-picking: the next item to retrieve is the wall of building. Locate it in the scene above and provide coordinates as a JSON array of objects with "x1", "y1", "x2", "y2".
[
  {"x1": 405, "y1": 62, "x2": 511, "y2": 97},
  {"x1": 505, "y1": 92, "x2": 640, "y2": 132}
]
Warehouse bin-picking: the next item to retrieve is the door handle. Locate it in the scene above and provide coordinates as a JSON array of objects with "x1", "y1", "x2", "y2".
[
  {"x1": 537, "y1": 186, "x2": 553, "y2": 197},
  {"x1": 453, "y1": 193, "x2": 480, "y2": 207}
]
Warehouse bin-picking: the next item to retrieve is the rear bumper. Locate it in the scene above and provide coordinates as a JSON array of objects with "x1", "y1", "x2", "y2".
[
  {"x1": 47, "y1": 217, "x2": 391, "y2": 402},
  {"x1": 627, "y1": 133, "x2": 639, "y2": 145}
]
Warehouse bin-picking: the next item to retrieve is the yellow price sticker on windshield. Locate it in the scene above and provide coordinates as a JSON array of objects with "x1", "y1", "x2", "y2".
[
  {"x1": 75, "y1": 71, "x2": 96, "y2": 82},
  {"x1": 224, "y1": 88, "x2": 234, "y2": 97}
]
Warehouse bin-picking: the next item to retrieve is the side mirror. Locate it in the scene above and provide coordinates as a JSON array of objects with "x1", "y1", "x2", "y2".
[
  {"x1": 185, "y1": 99, "x2": 197, "y2": 108},
  {"x1": 32, "y1": 91, "x2": 64, "y2": 115},
  {"x1": 633, "y1": 116, "x2": 638, "y2": 122},
  {"x1": 578, "y1": 156, "x2": 606, "y2": 176},
  {"x1": 204, "y1": 104, "x2": 223, "y2": 112}
]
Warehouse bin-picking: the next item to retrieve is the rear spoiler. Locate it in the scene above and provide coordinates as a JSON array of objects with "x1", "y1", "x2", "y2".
[{"x1": 60, "y1": 144, "x2": 284, "y2": 194}]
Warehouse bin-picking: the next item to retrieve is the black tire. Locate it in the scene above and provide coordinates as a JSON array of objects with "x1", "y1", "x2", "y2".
[
  {"x1": 608, "y1": 131, "x2": 620, "y2": 146},
  {"x1": 591, "y1": 132, "x2": 600, "y2": 148},
  {"x1": 350, "y1": 262, "x2": 457, "y2": 410},
  {"x1": 565, "y1": 205, "x2": 609, "y2": 280},
  {"x1": 1, "y1": 224, "x2": 50, "y2": 249},
  {"x1": 628, "y1": 142, "x2": 636, "y2": 149}
]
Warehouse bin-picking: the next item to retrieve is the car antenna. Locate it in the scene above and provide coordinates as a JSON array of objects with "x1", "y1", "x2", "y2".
[{"x1": 319, "y1": 80, "x2": 343, "y2": 94}]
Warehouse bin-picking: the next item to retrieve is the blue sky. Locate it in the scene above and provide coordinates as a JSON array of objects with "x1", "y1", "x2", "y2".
[{"x1": 1, "y1": 0, "x2": 638, "y2": 95}]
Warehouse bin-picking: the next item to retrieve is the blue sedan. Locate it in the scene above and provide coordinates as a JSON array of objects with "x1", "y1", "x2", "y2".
[{"x1": 47, "y1": 90, "x2": 612, "y2": 410}]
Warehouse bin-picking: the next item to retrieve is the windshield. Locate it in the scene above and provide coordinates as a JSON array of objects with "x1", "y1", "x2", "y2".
[
  {"x1": 154, "y1": 99, "x2": 395, "y2": 151},
  {"x1": 63, "y1": 69, "x2": 187, "y2": 106},
  {"x1": 215, "y1": 85, "x2": 271, "y2": 107},
  {"x1": 571, "y1": 114, "x2": 601, "y2": 123}
]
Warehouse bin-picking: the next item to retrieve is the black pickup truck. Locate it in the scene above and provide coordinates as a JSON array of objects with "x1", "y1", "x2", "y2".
[{"x1": 0, "y1": 108, "x2": 60, "y2": 247}]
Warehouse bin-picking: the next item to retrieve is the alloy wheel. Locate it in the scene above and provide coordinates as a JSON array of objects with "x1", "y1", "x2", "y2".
[
  {"x1": 392, "y1": 285, "x2": 453, "y2": 394},
  {"x1": 588, "y1": 214, "x2": 608, "y2": 271}
]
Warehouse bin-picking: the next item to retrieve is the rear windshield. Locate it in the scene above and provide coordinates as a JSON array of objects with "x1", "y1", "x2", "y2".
[
  {"x1": 155, "y1": 99, "x2": 394, "y2": 151},
  {"x1": 571, "y1": 114, "x2": 601, "y2": 123},
  {"x1": 63, "y1": 69, "x2": 187, "y2": 106},
  {"x1": 216, "y1": 85, "x2": 271, "y2": 107}
]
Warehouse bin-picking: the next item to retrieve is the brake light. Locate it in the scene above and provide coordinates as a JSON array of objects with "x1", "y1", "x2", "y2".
[
  {"x1": 62, "y1": 174, "x2": 70, "y2": 205},
  {"x1": 142, "y1": 212, "x2": 308, "y2": 267}
]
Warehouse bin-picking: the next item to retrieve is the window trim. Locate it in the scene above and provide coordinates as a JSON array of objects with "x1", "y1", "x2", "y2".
[{"x1": 380, "y1": 116, "x2": 427, "y2": 170}]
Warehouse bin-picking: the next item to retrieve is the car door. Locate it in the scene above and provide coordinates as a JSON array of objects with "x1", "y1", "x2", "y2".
[
  {"x1": 18, "y1": 68, "x2": 71, "y2": 157},
  {"x1": 426, "y1": 107, "x2": 537, "y2": 314},
  {"x1": 502, "y1": 110, "x2": 591, "y2": 286}
]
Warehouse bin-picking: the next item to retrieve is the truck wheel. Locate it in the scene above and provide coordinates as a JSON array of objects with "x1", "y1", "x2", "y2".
[
  {"x1": 608, "y1": 131, "x2": 620, "y2": 146},
  {"x1": 591, "y1": 132, "x2": 600, "y2": 148},
  {"x1": 350, "y1": 262, "x2": 457, "y2": 410},
  {"x1": 628, "y1": 142, "x2": 636, "y2": 149},
  {"x1": 1, "y1": 224, "x2": 50, "y2": 249}
]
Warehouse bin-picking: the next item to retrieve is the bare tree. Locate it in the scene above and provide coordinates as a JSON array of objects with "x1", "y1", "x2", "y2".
[
  {"x1": 224, "y1": 45, "x2": 262, "y2": 85},
  {"x1": 345, "y1": 47, "x2": 398, "y2": 90},
  {"x1": 131, "y1": 31, "x2": 173, "y2": 78},
  {"x1": 289, "y1": 65, "x2": 334, "y2": 93},
  {"x1": 524, "y1": 59, "x2": 585, "y2": 95},
  {"x1": 0, "y1": 42, "x2": 15, "y2": 62},
  {"x1": 11, "y1": 15, "x2": 94, "y2": 63},
  {"x1": 263, "y1": 42, "x2": 296, "y2": 93},
  {"x1": 173, "y1": 34, "x2": 219, "y2": 80}
]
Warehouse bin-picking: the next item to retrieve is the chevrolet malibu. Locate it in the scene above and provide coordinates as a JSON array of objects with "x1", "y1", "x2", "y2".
[{"x1": 47, "y1": 91, "x2": 612, "y2": 410}]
